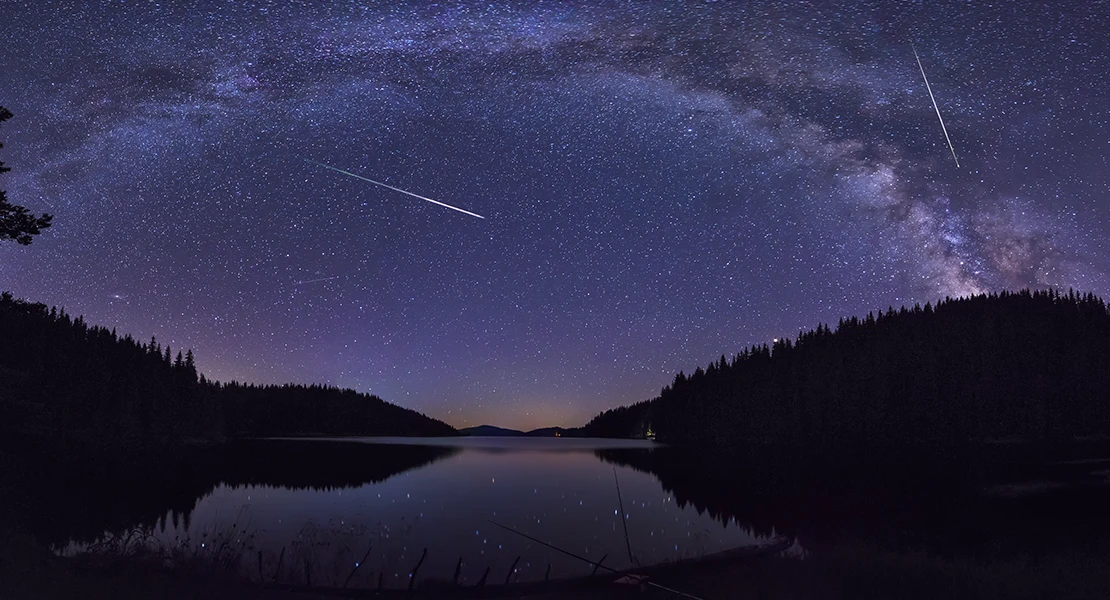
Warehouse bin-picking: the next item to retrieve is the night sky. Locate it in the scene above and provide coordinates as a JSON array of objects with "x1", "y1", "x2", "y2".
[{"x1": 1, "y1": 1, "x2": 1107, "y2": 430}]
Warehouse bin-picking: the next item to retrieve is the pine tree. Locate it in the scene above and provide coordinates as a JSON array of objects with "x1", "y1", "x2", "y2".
[{"x1": 0, "y1": 107, "x2": 53, "y2": 244}]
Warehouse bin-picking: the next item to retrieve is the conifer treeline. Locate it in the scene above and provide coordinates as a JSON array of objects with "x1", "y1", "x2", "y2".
[
  {"x1": 585, "y1": 290, "x2": 1110, "y2": 452},
  {"x1": 220, "y1": 383, "x2": 455, "y2": 437},
  {"x1": 0, "y1": 292, "x2": 454, "y2": 447}
]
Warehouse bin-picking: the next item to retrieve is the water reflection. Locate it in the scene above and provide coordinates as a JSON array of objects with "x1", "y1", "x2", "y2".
[
  {"x1": 598, "y1": 445, "x2": 1110, "y2": 557},
  {"x1": 2, "y1": 439, "x2": 456, "y2": 546},
  {"x1": 215, "y1": 439, "x2": 459, "y2": 491},
  {"x1": 10, "y1": 435, "x2": 1110, "y2": 590},
  {"x1": 154, "y1": 438, "x2": 762, "y2": 586}
]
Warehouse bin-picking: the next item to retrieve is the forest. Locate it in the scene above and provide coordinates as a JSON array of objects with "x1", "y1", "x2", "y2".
[
  {"x1": 0, "y1": 291, "x2": 455, "y2": 451},
  {"x1": 8, "y1": 287, "x2": 1110, "y2": 459},
  {"x1": 585, "y1": 289, "x2": 1110, "y2": 457}
]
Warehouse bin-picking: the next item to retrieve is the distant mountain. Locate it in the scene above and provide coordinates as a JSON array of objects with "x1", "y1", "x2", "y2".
[
  {"x1": 458, "y1": 425, "x2": 586, "y2": 437},
  {"x1": 524, "y1": 427, "x2": 584, "y2": 437},
  {"x1": 458, "y1": 425, "x2": 524, "y2": 436}
]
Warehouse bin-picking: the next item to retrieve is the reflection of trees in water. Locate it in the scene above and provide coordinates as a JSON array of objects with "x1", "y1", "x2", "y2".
[
  {"x1": 596, "y1": 447, "x2": 833, "y2": 543},
  {"x1": 595, "y1": 447, "x2": 1110, "y2": 555},
  {"x1": 4, "y1": 440, "x2": 457, "y2": 546},
  {"x1": 214, "y1": 440, "x2": 458, "y2": 491}
]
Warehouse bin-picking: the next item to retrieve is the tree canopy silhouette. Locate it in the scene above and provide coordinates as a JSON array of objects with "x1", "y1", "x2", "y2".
[
  {"x1": 0, "y1": 107, "x2": 53, "y2": 244},
  {"x1": 585, "y1": 289, "x2": 1110, "y2": 459},
  {"x1": 0, "y1": 291, "x2": 455, "y2": 449}
]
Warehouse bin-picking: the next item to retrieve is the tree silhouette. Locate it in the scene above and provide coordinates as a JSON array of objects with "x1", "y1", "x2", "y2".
[
  {"x1": 585, "y1": 289, "x2": 1110, "y2": 462},
  {"x1": 0, "y1": 291, "x2": 456, "y2": 448},
  {"x1": 0, "y1": 107, "x2": 53, "y2": 244}
]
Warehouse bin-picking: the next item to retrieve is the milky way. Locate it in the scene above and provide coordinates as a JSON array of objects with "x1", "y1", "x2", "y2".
[{"x1": 1, "y1": 1, "x2": 1107, "y2": 429}]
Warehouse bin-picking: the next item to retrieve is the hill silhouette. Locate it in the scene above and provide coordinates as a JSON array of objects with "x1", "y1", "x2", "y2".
[
  {"x1": 458, "y1": 425, "x2": 586, "y2": 437},
  {"x1": 0, "y1": 291, "x2": 455, "y2": 450},
  {"x1": 524, "y1": 426, "x2": 584, "y2": 437},
  {"x1": 458, "y1": 424, "x2": 524, "y2": 436},
  {"x1": 584, "y1": 289, "x2": 1110, "y2": 460}
]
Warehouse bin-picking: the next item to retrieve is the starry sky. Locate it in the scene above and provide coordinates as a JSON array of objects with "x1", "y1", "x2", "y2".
[{"x1": 1, "y1": 1, "x2": 1108, "y2": 430}]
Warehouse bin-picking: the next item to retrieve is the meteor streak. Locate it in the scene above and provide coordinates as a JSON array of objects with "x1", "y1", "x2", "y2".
[
  {"x1": 912, "y1": 44, "x2": 959, "y2": 168},
  {"x1": 294, "y1": 275, "x2": 340, "y2": 286},
  {"x1": 305, "y1": 159, "x2": 486, "y2": 219}
]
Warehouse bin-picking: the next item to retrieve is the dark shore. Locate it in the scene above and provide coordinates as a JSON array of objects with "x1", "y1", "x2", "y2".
[{"x1": 5, "y1": 535, "x2": 1109, "y2": 600}]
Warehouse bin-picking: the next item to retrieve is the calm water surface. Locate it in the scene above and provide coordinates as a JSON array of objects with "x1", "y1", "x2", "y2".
[{"x1": 150, "y1": 437, "x2": 765, "y2": 586}]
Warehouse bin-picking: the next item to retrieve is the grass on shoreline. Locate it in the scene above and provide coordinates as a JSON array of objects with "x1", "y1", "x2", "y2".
[{"x1": 5, "y1": 524, "x2": 1110, "y2": 600}]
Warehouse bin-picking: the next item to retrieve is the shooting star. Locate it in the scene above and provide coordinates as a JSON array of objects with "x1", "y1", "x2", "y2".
[
  {"x1": 294, "y1": 275, "x2": 341, "y2": 286},
  {"x1": 304, "y1": 159, "x2": 485, "y2": 219},
  {"x1": 912, "y1": 44, "x2": 960, "y2": 168}
]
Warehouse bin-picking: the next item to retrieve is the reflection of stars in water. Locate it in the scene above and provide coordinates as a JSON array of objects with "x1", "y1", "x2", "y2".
[{"x1": 160, "y1": 453, "x2": 757, "y2": 584}]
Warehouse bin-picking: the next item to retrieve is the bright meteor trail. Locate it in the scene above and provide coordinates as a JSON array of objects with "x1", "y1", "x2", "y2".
[
  {"x1": 305, "y1": 159, "x2": 486, "y2": 219},
  {"x1": 912, "y1": 44, "x2": 960, "y2": 168}
]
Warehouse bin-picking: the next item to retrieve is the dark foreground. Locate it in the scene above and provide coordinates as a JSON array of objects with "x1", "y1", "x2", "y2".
[{"x1": 4, "y1": 534, "x2": 1109, "y2": 600}]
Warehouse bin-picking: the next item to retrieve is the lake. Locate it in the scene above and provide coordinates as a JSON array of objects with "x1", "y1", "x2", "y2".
[
  {"x1": 76, "y1": 437, "x2": 773, "y2": 588},
  {"x1": 23, "y1": 435, "x2": 1110, "y2": 593}
]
